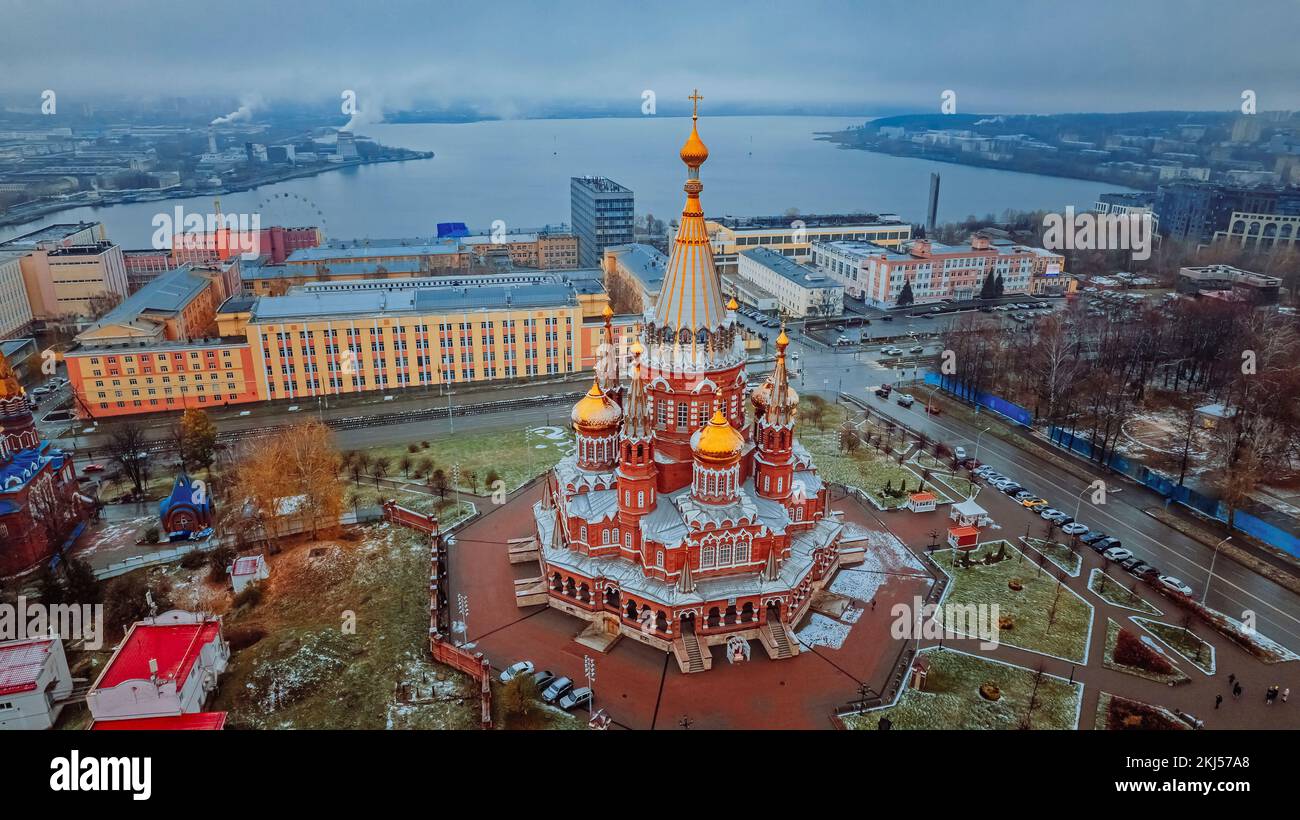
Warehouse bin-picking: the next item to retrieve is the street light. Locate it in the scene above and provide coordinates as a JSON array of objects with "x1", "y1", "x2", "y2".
[
  {"x1": 1201, "y1": 536, "x2": 1231, "y2": 607},
  {"x1": 456, "y1": 592, "x2": 469, "y2": 646},
  {"x1": 583, "y1": 655, "x2": 596, "y2": 719},
  {"x1": 973, "y1": 426, "x2": 991, "y2": 464}
]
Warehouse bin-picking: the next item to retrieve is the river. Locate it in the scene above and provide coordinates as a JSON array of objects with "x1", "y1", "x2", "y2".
[{"x1": 0, "y1": 116, "x2": 1135, "y2": 247}]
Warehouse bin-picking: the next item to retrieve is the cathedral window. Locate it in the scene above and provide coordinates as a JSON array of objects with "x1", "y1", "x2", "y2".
[
  {"x1": 701, "y1": 546, "x2": 716, "y2": 569},
  {"x1": 718, "y1": 541, "x2": 733, "y2": 566},
  {"x1": 625, "y1": 532, "x2": 632, "y2": 548},
  {"x1": 762, "y1": 475, "x2": 770, "y2": 493},
  {"x1": 580, "y1": 525, "x2": 587, "y2": 542},
  {"x1": 656, "y1": 550, "x2": 664, "y2": 568},
  {"x1": 677, "y1": 403, "x2": 688, "y2": 428},
  {"x1": 735, "y1": 540, "x2": 751, "y2": 563},
  {"x1": 601, "y1": 529, "x2": 610, "y2": 545},
  {"x1": 777, "y1": 476, "x2": 784, "y2": 493},
  {"x1": 637, "y1": 490, "x2": 645, "y2": 506}
]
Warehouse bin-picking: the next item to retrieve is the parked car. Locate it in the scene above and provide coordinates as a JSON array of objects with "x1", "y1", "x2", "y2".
[
  {"x1": 541, "y1": 676, "x2": 573, "y2": 703},
  {"x1": 1023, "y1": 499, "x2": 1049, "y2": 511},
  {"x1": 1014, "y1": 490, "x2": 1036, "y2": 501},
  {"x1": 895, "y1": 394, "x2": 915, "y2": 408},
  {"x1": 558, "y1": 686, "x2": 593, "y2": 711},
  {"x1": 1095, "y1": 536, "x2": 1123, "y2": 552},
  {"x1": 1103, "y1": 547, "x2": 1133, "y2": 562},
  {"x1": 909, "y1": 345, "x2": 924, "y2": 354},
  {"x1": 953, "y1": 446, "x2": 967, "y2": 461},
  {"x1": 1174, "y1": 709, "x2": 1204, "y2": 729},
  {"x1": 82, "y1": 463, "x2": 106, "y2": 474},
  {"x1": 531, "y1": 669, "x2": 556, "y2": 689},
  {"x1": 1080, "y1": 531, "x2": 1107, "y2": 545},
  {"x1": 973, "y1": 466, "x2": 996, "y2": 478},
  {"x1": 499, "y1": 660, "x2": 534, "y2": 683},
  {"x1": 1130, "y1": 563, "x2": 1160, "y2": 580},
  {"x1": 1157, "y1": 576, "x2": 1194, "y2": 596},
  {"x1": 1119, "y1": 555, "x2": 1144, "y2": 571},
  {"x1": 1061, "y1": 522, "x2": 1090, "y2": 536},
  {"x1": 1000, "y1": 483, "x2": 1025, "y2": 495}
]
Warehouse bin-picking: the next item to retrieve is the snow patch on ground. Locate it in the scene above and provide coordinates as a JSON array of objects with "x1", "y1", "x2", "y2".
[{"x1": 796, "y1": 613, "x2": 852, "y2": 650}]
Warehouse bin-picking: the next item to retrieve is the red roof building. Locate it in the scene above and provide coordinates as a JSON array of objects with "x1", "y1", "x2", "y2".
[
  {"x1": 92, "y1": 712, "x2": 227, "y2": 730},
  {"x1": 0, "y1": 636, "x2": 73, "y2": 730},
  {"x1": 88, "y1": 610, "x2": 229, "y2": 725}
]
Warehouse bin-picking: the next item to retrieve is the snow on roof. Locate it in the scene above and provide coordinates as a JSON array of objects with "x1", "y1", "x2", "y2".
[
  {"x1": 96, "y1": 620, "x2": 221, "y2": 690},
  {"x1": 231, "y1": 555, "x2": 264, "y2": 576},
  {"x1": 0, "y1": 638, "x2": 54, "y2": 696},
  {"x1": 93, "y1": 712, "x2": 227, "y2": 730},
  {"x1": 952, "y1": 499, "x2": 986, "y2": 515}
]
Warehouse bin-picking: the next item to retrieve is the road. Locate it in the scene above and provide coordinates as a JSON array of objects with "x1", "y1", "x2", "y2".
[{"x1": 855, "y1": 389, "x2": 1300, "y2": 655}]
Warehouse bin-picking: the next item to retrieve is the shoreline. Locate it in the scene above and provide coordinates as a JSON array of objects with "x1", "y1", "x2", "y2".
[{"x1": 0, "y1": 152, "x2": 434, "y2": 230}]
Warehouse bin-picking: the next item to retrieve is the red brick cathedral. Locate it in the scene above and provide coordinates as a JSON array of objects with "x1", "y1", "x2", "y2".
[{"x1": 534, "y1": 99, "x2": 849, "y2": 672}]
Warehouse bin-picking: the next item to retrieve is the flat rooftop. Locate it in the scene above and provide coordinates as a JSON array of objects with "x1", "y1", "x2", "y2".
[
  {"x1": 285, "y1": 243, "x2": 460, "y2": 263},
  {"x1": 250, "y1": 281, "x2": 581, "y2": 322},
  {"x1": 739, "y1": 247, "x2": 837, "y2": 288}
]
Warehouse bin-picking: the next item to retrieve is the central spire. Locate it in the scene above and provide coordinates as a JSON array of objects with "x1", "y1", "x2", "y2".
[{"x1": 652, "y1": 90, "x2": 728, "y2": 336}]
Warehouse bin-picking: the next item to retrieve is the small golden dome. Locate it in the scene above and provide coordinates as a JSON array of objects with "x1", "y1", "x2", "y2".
[
  {"x1": 602, "y1": 304, "x2": 613, "y2": 319},
  {"x1": 680, "y1": 121, "x2": 709, "y2": 169},
  {"x1": 751, "y1": 380, "x2": 799, "y2": 415},
  {"x1": 692, "y1": 406, "x2": 744, "y2": 464},
  {"x1": 727, "y1": 296, "x2": 739, "y2": 311},
  {"x1": 776, "y1": 327, "x2": 789, "y2": 348},
  {"x1": 571, "y1": 379, "x2": 622, "y2": 432},
  {"x1": 0, "y1": 351, "x2": 22, "y2": 400}
]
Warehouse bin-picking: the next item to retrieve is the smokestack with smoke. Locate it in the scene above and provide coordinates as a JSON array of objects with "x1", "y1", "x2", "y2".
[{"x1": 211, "y1": 93, "x2": 263, "y2": 126}]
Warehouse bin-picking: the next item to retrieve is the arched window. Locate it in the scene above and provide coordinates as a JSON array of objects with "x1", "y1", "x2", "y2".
[
  {"x1": 701, "y1": 546, "x2": 716, "y2": 569},
  {"x1": 579, "y1": 525, "x2": 587, "y2": 542},
  {"x1": 777, "y1": 476, "x2": 784, "y2": 493},
  {"x1": 762, "y1": 475, "x2": 770, "y2": 492},
  {"x1": 718, "y1": 541, "x2": 733, "y2": 566},
  {"x1": 637, "y1": 490, "x2": 645, "y2": 506},
  {"x1": 656, "y1": 550, "x2": 664, "y2": 568},
  {"x1": 735, "y1": 540, "x2": 751, "y2": 563},
  {"x1": 601, "y1": 529, "x2": 610, "y2": 545},
  {"x1": 624, "y1": 532, "x2": 632, "y2": 548}
]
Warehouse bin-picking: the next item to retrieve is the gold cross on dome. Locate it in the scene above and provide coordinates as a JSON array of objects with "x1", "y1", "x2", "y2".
[{"x1": 689, "y1": 89, "x2": 703, "y2": 118}]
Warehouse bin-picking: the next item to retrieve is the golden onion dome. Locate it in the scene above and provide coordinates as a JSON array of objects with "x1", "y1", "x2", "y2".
[
  {"x1": 680, "y1": 120, "x2": 709, "y2": 169},
  {"x1": 571, "y1": 379, "x2": 622, "y2": 432},
  {"x1": 0, "y1": 351, "x2": 22, "y2": 400},
  {"x1": 691, "y1": 406, "x2": 744, "y2": 464},
  {"x1": 727, "y1": 295, "x2": 739, "y2": 311}
]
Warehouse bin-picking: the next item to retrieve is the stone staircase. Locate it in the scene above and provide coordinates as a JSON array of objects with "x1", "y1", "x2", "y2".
[
  {"x1": 672, "y1": 631, "x2": 711, "y2": 673},
  {"x1": 760, "y1": 621, "x2": 799, "y2": 660}
]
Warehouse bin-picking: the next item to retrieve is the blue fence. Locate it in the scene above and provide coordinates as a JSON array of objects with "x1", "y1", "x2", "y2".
[
  {"x1": 1048, "y1": 425, "x2": 1300, "y2": 559},
  {"x1": 924, "y1": 372, "x2": 1033, "y2": 427}
]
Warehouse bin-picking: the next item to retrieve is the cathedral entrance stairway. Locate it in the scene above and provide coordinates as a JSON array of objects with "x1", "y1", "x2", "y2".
[
  {"x1": 673, "y1": 631, "x2": 711, "y2": 673},
  {"x1": 759, "y1": 621, "x2": 799, "y2": 660}
]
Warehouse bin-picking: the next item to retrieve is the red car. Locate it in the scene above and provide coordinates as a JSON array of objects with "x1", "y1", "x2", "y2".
[{"x1": 82, "y1": 464, "x2": 105, "y2": 474}]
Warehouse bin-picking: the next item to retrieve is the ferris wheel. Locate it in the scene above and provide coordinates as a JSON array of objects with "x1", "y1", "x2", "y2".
[{"x1": 255, "y1": 191, "x2": 329, "y2": 235}]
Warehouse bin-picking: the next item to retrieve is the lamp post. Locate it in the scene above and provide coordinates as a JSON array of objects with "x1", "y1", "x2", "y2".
[
  {"x1": 456, "y1": 592, "x2": 469, "y2": 646},
  {"x1": 1201, "y1": 536, "x2": 1231, "y2": 607},
  {"x1": 973, "y1": 426, "x2": 991, "y2": 464},
  {"x1": 583, "y1": 654, "x2": 596, "y2": 719},
  {"x1": 1073, "y1": 483, "x2": 1097, "y2": 522}
]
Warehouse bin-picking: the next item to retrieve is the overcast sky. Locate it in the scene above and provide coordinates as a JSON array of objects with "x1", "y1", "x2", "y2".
[{"x1": 2, "y1": 0, "x2": 1298, "y2": 117}]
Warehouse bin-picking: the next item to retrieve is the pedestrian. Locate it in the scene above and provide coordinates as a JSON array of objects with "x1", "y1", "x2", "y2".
[
  {"x1": 870, "y1": 597, "x2": 876, "y2": 611},
  {"x1": 1215, "y1": 694, "x2": 1223, "y2": 710},
  {"x1": 1228, "y1": 672, "x2": 1236, "y2": 685},
  {"x1": 1284, "y1": 688, "x2": 1290, "y2": 703},
  {"x1": 1233, "y1": 683, "x2": 1242, "y2": 699}
]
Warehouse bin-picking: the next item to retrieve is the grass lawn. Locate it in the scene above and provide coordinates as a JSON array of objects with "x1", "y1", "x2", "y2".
[
  {"x1": 1022, "y1": 537, "x2": 1083, "y2": 577},
  {"x1": 1095, "y1": 691, "x2": 1190, "y2": 730},
  {"x1": 346, "y1": 426, "x2": 572, "y2": 495},
  {"x1": 1088, "y1": 569, "x2": 1161, "y2": 615},
  {"x1": 935, "y1": 540, "x2": 1093, "y2": 663},
  {"x1": 209, "y1": 523, "x2": 481, "y2": 729},
  {"x1": 1134, "y1": 618, "x2": 1216, "y2": 675},
  {"x1": 1101, "y1": 618, "x2": 1189, "y2": 685},
  {"x1": 805, "y1": 432, "x2": 931, "y2": 509},
  {"x1": 844, "y1": 648, "x2": 1082, "y2": 730}
]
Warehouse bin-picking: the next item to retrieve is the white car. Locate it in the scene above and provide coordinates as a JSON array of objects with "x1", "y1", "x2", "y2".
[
  {"x1": 1157, "y1": 576, "x2": 1194, "y2": 596},
  {"x1": 1103, "y1": 547, "x2": 1133, "y2": 562},
  {"x1": 1061, "y1": 522, "x2": 1089, "y2": 536},
  {"x1": 499, "y1": 660, "x2": 534, "y2": 683},
  {"x1": 954, "y1": 447, "x2": 967, "y2": 461}
]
